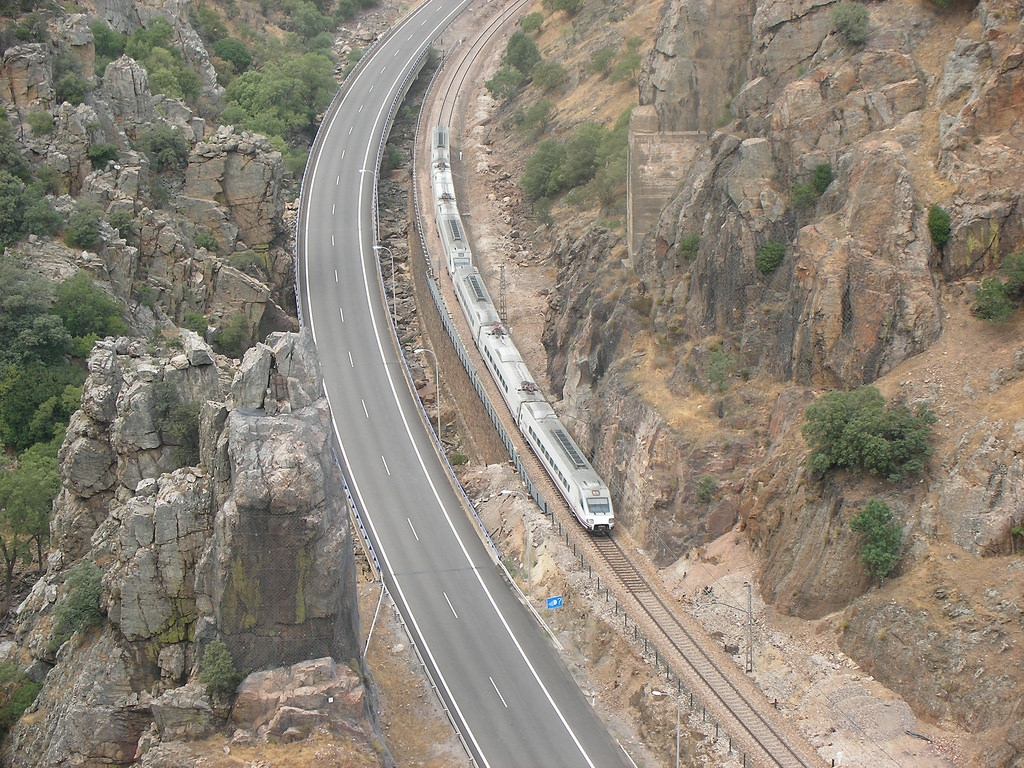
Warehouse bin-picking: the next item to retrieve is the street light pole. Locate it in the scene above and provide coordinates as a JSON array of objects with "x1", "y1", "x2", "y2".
[
  {"x1": 373, "y1": 244, "x2": 395, "y2": 319},
  {"x1": 412, "y1": 347, "x2": 441, "y2": 439}
]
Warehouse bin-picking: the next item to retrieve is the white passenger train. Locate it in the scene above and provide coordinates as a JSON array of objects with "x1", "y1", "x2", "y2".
[{"x1": 428, "y1": 125, "x2": 614, "y2": 533}]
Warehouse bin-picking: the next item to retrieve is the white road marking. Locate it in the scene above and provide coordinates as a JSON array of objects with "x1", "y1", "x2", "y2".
[
  {"x1": 358, "y1": 104, "x2": 363, "y2": 113},
  {"x1": 334, "y1": 269, "x2": 339, "y2": 282},
  {"x1": 381, "y1": 455, "x2": 391, "y2": 475},
  {"x1": 490, "y1": 677, "x2": 508, "y2": 708},
  {"x1": 332, "y1": 203, "x2": 336, "y2": 215},
  {"x1": 361, "y1": 399, "x2": 369, "y2": 418},
  {"x1": 348, "y1": 351, "x2": 354, "y2": 367},
  {"x1": 444, "y1": 591, "x2": 459, "y2": 619},
  {"x1": 339, "y1": 306, "x2": 344, "y2": 322},
  {"x1": 331, "y1": 234, "x2": 335, "y2": 247},
  {"x1": 407, "y1": 518, "x2": 419, "y2": 541}
]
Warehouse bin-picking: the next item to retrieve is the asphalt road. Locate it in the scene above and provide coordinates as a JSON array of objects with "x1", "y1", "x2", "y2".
[{"x1": 295, "y1": 1, "x2": 632, "y2": 765}]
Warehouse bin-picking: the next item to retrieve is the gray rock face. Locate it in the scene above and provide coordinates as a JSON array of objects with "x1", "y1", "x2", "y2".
[
  {"x1": 5, "y1": 331, "x2": 367, "y2": 766},
  {"x1": 98, "y1": 56, "x2": 156, "y2": 126},
  {"x1": 183, "y1": 126, "x2": 286, "y2": 246}
]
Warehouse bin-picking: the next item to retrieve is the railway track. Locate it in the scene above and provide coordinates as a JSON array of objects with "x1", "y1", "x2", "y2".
[
  {"x1": 412, "y1": 5, "x2": 826, "y2": 767},
  {"x1": 589, "y1": 535, "x2": 820, "y2": 768},
  {"x1": 434, "y1": 0, "x2": 531, "y2": 130}
]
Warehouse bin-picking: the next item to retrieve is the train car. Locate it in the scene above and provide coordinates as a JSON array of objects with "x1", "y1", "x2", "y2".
[
  {"x1": 478, "y1": 322, "x2": 548, "y2": 421},
  {"x1": 452, "y1": 265, "x2": 501, "y2": 335},
  {"x1": 519, "y1": 401, "x2": 615, "y2": 533},
  {"x1": 427, "y1": 123, "x2": 614, "y2": 534}
]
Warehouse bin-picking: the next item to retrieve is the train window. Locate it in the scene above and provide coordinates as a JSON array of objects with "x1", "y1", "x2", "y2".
[{"x1": 587, "y1": 498, "x2": 611, "y2": 515}]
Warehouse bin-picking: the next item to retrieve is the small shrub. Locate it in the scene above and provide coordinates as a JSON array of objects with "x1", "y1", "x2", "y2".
[
  {"x1": 63, "y1": 202, "x2": 103, "y2": 250},
  {"x1": 927, "y1": 204, "x2": 951, "y2": 247},
  {"x1": 195, "y1": 230, "x2": 218, "y2": 252},
  {"x1": 49, "y1": 561, "x2": 104, "y2": 653},
  {"x1": 707, "y1": 347, "x2": 735, "y2": 391},
  {"x1": 973, "y1": 278, "x2": 1014, "y2": 321},
  {"x1": 850, "y1": 499, "x2": 902, "y2": 583},
  {"x1": 0, "y1": 662, "x2": 40, "y2": 740},
  {"x1": 679, "y1": 233, "x2": 700, "y2": 261},
  {"x1": 54, "y1": 73, "x2": 90, "y2": 105},
  {"x1": 791, "y1": 182, "x2": 818, "y2": 209},
  {"x1": 756, "y1": 241, "x2": 786, "y2": 274},
  {"x1": 26, "y1": 110, "x2": 53, "y2": 135},
  {"x1": 629, "y1": 294, "x2": 653, "y2": 317},
  {"x1": 831, "y1": 2, "x2": 870, "y2": 45},
  {"x1": 1000, "y1": 250, "x2": 1024, "y2": 297},
  {"x1": 590, "y1": 47, "x2": 617, "y2": 78},
  {"x1": 153, "y1": 380, "x2": 201, "y2": 467},
  {"x1": 199, "y1": 639, "x2": 244, "y2": 698},
  {"x1": 449, "y1": 453, "x2": 468, "y2": 466},
  {"x1": 182, "y1": 312, "x2": 208, "y2": 334},
  {"x1": 140, "y1": 125, "x2": 189, "y2": 171},
  {"x1": 695, "y1": 475, "x2": 718, "y2": 503},
  {"x1": 227, "y1": 249, "x2": 266, "y2": 276},
  {"x1": 107, "y1": 209, "x2": 134, "y2": 243},
  {"x1": 87, "y1": 143, "x2": 120, "y2": 170},
  {"x1": 812, "y1": 163, "x2": 834, "y2": 195},
  {"x1": 213, "y1": 314, "x2": 251, "y2": 358}
]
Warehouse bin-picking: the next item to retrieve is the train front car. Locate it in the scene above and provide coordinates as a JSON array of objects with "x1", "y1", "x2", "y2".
[{"x1": 519, "y1": 402, "x2": 615, "y2": 533}]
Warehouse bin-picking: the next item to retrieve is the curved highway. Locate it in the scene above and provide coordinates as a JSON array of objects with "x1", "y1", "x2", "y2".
[{"x1": 295, "y1": 1, "x2": 630, "y2": 765}]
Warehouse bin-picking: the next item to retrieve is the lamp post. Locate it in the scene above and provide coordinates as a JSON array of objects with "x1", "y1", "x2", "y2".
[
  {"x1": 412, "y1": 347, "x2": 440, "y2": 439},
  {"x1": 373, "y1": 244, "x2": 395, "y2": 318},
  {"x1": 650, "y1": 688, "x2": 680, "y2": 768}
]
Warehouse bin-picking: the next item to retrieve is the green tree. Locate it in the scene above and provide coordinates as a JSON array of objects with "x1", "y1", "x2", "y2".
[
  {"x1": 49, "y1": 560, "x2": 104, "y2": 652},
  {"x1": 224, "y1": 52, "x2": 336, "y2": 141},
  {"x1": 590, "y1": 47, "x2": 616, "y2": 78},
  {"x1": 831, "y1": 2, "x2": 870, "y2": 45},
  {"x1": 51, "y1": 271, "x2": 128, "y2": 340},
  {"x1": 0, "y1": 363, "x2": 83, "y2": 450},
  {"x1": 609, "y1": 50, "x2": 641, "y2": 84},
  {"x1": 91, "y1": 20, "x2": 126, "y2": 74},
  {"x1": 542, "y1": 0, "x2": 583, "y2": 15},
  {"x1": 802, "y1": 385, "x2": 936, "y2": 481},
  {"x1": 484, "y1": 66, "x2": 526, "y2": 101},
  {"x1": 153, "y1": 380, "x2": 201, "y2": 468},
  {"x1": 0, "y1": 258, "x2": 53, "y2": 365},
  {"x1": 973, "y1": 277, "x2": 1014, "y2": 321},
  {"x1": 199, "y1": 639, "x2": 244, "y2": 697},
  {"x1": 695, "y1": 475, "x2": 718, "y2": 503},
  {"x1": 520, "y1": 12, "x2": 544, "y2": 33},
  {"x1": 213, "y1": 37, "x2": 252, "y2": 74},
  {"x1": 0, "y1": 440, "x2": 59, "y2": 594},
  {"x1": 531, "y1": 60, "x2": 567, "y2": 92},
  {"x1": 504, "y1": 31, "x2": 541, "y2": 76},
  {"x1": 927, "y1": 204, "x2": 951, "y2": 248},
  {"x1": 849, "y1": 499, "x2": 902, "y2": 583},
  {"x1": 521, "y1": 139, "x2": 566, "y2": 200}
]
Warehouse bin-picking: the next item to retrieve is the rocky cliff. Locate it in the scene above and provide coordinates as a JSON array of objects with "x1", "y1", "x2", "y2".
[
  {"x1": 540, "y1": 0, "x2": 1024, "y2": 760},
  {"x1": 2, "y1": 330, "x2": 380, "y2": 766}
]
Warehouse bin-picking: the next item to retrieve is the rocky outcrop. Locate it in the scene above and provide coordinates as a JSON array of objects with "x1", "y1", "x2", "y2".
[
  {"x1": 183, "y1": 126, "x2": 286, "y2": 247},
  {"x1": 5, "y1": 330, "x2": 369, "y2": 766}
]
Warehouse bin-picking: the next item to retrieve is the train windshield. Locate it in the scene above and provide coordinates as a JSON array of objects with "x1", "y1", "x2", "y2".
[{"x1": 587, "y1": 498, "x2": 611, "y2": 516}]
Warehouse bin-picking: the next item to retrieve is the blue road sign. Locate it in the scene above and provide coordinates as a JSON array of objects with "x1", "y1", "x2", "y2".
[{"x1": 546, "y1": 596, "x2": 563, "y2": 609}]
